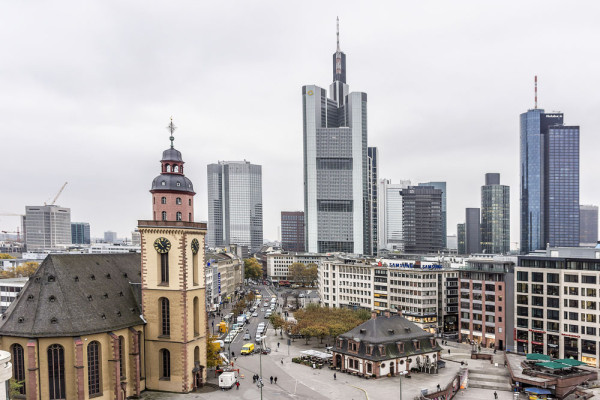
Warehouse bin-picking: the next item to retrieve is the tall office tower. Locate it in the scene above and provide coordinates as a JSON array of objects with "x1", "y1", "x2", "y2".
[
  {"x1": 302, "y1": 19, "x2": 370, "y2": 255},
  {"x1": 457, "y1": 224, "x2": 466, "y2": 254},
  {"x1": 481, "y1": 173, "x2": 510, "y2": 254},
  {"x1": 207, "y1": 160, "x2": 263, "y2": 254},
  {"x1": 465, "y1": 208, "x2": 481, "y2": 254},
  {"x1": 71, "y1": 222, "x2": 91, "y2": 244},
  {"x1": 418, "y1": 182, "x2": 447, "y2": 248},
  {"x1": 401, "y1": 186, "x2": 443, "y2": 253},
  {"x1": 24, "y1": 205, "x2": 71, "y2": 251},
  {"x1": 378, "y1": 179, "x2": 411, "y2": 251},
  {"x1": 104, "y1": 231, "x2": 118, "y2": 243},
  {"x1": 281, "y1": 211, "x2": 305, "y2": 252},
  {"x1": 520, "y1": 83, "x2": 580, "y2": 253},
  {"x1": 580, "y1": 205, "x2": 598, "y2": 246},
  {"x1": 368, "y1": 147, "x2": 378, "y2": 255}
]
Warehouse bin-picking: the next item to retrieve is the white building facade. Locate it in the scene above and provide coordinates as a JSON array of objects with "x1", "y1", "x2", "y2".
[
  {"x1": 377, "y1": 179, "x2": 411, "y2": 251},
  {"x1": 266, "y1": 252, "x2": 325, "y2": 282}
]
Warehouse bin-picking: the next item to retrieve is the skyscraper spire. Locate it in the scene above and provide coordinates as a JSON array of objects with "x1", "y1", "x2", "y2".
[
  {"x1": 534, "y1": 75, "x2": 538, "y2": 109},
  {"x1": 336, "y1": 16, "x2": 340, "y2": 52}
]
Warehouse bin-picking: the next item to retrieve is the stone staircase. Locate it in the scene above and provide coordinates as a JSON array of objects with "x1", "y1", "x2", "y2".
[{"x1": 468, "y1": 367, "x2": 512, "y2": 391}]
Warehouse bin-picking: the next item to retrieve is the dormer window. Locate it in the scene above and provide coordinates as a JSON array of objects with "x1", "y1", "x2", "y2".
[
  {"x1": 161, "y1": 181, "x2": 166, "y2": 186},
  {"x1": 176, "y1": 182, "x2": 181, "y2": 187},
  {"x1": 414, "y1": 340, "x2": 420, "y2": 350},
  {"x1": 397, "y1": 342, "x2": 405, "y2": 353}
]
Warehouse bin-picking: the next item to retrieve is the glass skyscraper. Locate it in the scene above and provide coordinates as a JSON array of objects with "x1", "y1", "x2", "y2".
[
  {"x1": 401, "y1": 186, "x2": 443, "y2": 253},
  {"x1": 302, "y1": 21, "x2": 370, "y2": 255},
  {"x1": 377, "y1": 179, "x2": 411, "y2": 251},
  {"x1": 207, "y1": 161, "x2": 263, "y2": 254},
  {"x1": 419, "y1": 181, "x2": 447, "y2": 248},
  {"x1": 520, "y1": 107, "x2": 579, "y2": 253},
  {"x1": 71, "y1": 222, "x2": 91, "y2": 245},
  {"x1": 481, "y1": 173, "x2": 510, "y2": 254}
]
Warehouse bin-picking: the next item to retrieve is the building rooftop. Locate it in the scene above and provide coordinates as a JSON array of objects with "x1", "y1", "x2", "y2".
[{"x1": 0, "y1": 253, "x2": 143, "y2": 338}]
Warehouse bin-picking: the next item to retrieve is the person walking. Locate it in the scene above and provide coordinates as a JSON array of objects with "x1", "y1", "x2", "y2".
[
  {"x1": 437, "y1": 384, "x2": 441, "y2": 391},
  {"x1": 334, "y1": 372, "x2": 337, "y2": 380},
  {"x1": 270, "y1": 376, "x2": 273, "y2": 384},
  {"x1": 274, "y1": 377, "x2": 278, "y2": 384},
  {"x1": 448, "y1": 349, "x2": 451, "y2": 354},
  {"x1": 236, "y1": 381, "x2": 240, "y2": 390},
  {"x1": 281, "y1": 359, "x2": 283, "y2": 365},
  {"x1": 494, "y1": 391, "x2": 498, "y2": 399}
]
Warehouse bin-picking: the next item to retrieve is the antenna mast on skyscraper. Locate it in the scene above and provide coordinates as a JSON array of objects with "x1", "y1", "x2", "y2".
[
  {"x1": 336, "y1": 16, "x2": 340, "y2": 52},
  {"x1": 534, "y1": 75, "x2": 538, "y2": 109}
]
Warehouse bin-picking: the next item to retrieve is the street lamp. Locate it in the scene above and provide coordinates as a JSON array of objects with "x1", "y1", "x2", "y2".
[
  {"x1": 398, "y1": 370, "x2": 408, "y2": 400},
  {"x1": 258, "y1": 335, "x2": 267, "y2": 400}
]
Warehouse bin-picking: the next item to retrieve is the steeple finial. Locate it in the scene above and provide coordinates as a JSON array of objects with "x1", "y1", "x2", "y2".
[
  {"x1": 336, "y1": 16, "x2": 340, "y2": 52},
  {"x1": 167, "y1": 116, "x2": 177, "y2": 149}
]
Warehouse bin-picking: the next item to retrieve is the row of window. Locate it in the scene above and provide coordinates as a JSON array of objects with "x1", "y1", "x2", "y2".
[{"x1": 158, "y1": 196, "x2": 192, "y2": 206}]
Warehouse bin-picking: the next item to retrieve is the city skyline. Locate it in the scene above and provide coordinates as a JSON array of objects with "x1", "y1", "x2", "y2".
[{"x1": 2, "y1": 2, "x2": 600, "y2": 245}]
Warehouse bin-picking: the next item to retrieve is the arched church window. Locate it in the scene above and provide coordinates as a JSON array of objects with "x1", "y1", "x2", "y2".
[
  {"x1": 166, "y1": 164, "x2": 171, "y2": 172},
  {"x1": 160, "y1": 349, "x2": 170, "y2": 379},
  {"x1": 176, "y1": 212, "x2": 182, "y2": 221},
  {"x1": 12, "y1": 344, "x2": 25, "y2": 395},
  {"x1": 162, "y1": 211, "x2": 167, "y2": 221},
  {"x1": 48, "y1": 344, "x2": 65, "y2": 400},
  {"x1": 160, "y1": 298, "x2": 170, "y2": 336},
  {"x1": 161, "y1": 197, "x2": 167, "y2": 204},
  {"x1": 176, "y1": 197, "x2": 182, "y2": 205},
  {"x1": 88, "y1": 341, "x2": 102, "y2": 396},
  {"x1": 174, "y1": 165, "x2": 179, "y2": 173}
]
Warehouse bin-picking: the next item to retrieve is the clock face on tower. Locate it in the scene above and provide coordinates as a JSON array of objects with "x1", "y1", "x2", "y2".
[
  {"x1": 191, "y1": 238, "x2": 200, "y2": 254},
  {"x1": 154, "y1": 237, "x2": 171, "y2": 253}
]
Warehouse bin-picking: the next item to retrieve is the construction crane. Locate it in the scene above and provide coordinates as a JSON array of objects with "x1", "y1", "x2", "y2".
[
  {"x1": 45, "y1": 182, "x2": 68, "y2": 206},
  {"x1": 1, "y1": 228, "x2": 20, "y2": 242}
]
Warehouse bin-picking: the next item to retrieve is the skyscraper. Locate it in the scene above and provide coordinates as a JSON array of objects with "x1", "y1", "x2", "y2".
[
  {"x1": 481, "y1": 173, "x2": 510, "y2": 254},
  {"x1": 368, "y1": 147, "x2": 378, "y2": 255},
  {"x1": 418, "y1": 182, "x2": 447, "y2": 248},
  {"x1": 520, "y1": 84, "x2": 580, "y2": 253},
  {"x1": 457, "y1": 223, "x2": 466, "y2": 255},
  {"x1": 303, "y1": 19, "x2": 370, "y2": 255},
  {"x1": 580, "y1": 205, "x2": 598, "y2": 246},
  {"x1": 24, "y1": 205, "x2": 71, "y2": 251},
  {"x1": 465, "y1": 208, "x2": 481, "y2": 254},
  {"x1": 401, "y1": 186, "x2": 443, "y2": 253},
  {"x1": 71, "y1": 222, "x2": 91, "y2": 245},
  {"x1": 281, "y1": 211, "x2": 305, "y2": 252},
  {"x1": 207, "y1": 160, "x2": 263, "y2": 254},
  {"x1": 378, "y1": 179, "x2": 411, "y2": 251}
]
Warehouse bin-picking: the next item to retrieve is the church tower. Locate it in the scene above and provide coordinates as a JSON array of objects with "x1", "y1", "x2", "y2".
[{"x1": 139, "y1": 119, "x2": 207, "y2": 392}]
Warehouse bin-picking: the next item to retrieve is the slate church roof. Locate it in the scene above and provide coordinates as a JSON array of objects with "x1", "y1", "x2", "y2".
[
  {"x1": 334, "y1": 314, "x2": 442, "y2": 362},
  {"x1": 0, "y1": 253, "x2": 144, "y2": 338}
]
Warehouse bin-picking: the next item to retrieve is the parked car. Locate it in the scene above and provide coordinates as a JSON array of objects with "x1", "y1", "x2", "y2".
[
  {"x1": 261, "y1": 347, "x2": 271, "y2": 354},
  {"x1": 252, "y1": 312, "x2": 258, "y2": 317}
]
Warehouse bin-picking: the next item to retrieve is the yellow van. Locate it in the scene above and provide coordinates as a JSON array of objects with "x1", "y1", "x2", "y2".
[{"x1": 241, "y1": 343, "x2": 255, "y2": 355}]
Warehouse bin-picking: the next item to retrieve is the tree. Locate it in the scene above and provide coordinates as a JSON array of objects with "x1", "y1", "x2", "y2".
[
  {"x1": 269, "y1": 313, "x2": 285, "y2": 334},
  {"x1": 288, "y1": 262, "x2": 306, "y2": 284},
  {"x1": 304, "y1": 263, "x2": 318, "y2": 286},
  {"x1": 15, "y1": 262, "x2": 39, "y2": 277},
  {"x1": 244, "y1": 258, "x2": 262, "y2": 280},
  {"x1": 206, "y1": 335, "x2": 222, "y2": 368},
  {"x1": 0, "y1": 254, "x2": 15, "y2": 259}
]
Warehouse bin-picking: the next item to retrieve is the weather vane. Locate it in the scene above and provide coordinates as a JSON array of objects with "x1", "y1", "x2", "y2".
[{"x1": 167, "y1": 116, "x2": 177, "y2": 148}]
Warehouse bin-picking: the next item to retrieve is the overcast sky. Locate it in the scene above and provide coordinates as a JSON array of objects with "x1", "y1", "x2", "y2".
[{"x1": 2, "y1": 1, "x2": 599, "y2": 246}]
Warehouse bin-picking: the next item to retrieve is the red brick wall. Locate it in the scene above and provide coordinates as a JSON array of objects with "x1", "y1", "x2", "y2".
[
  {"x1": 74, "y1": 338, "x2": 84, "y2": 400},
  {"x1": 152, "y1": 192, "x2": 194, "y2": 222},
  {"x1": 26, "y1": 340, "x2": 38, "y2": 400}
]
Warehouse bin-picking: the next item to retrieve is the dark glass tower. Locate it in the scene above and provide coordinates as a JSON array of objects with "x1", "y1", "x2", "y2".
[
  {"x1": 401, "y1": 186, "x2": 443, "y2": 253},
  {"x1": 520, "y1": 103, "x2": 579, "y2": 252},
  {"x1": 481, "y1": 173, "x2": 510, "y2": 254},
  {"x1": 465, "y1": 208, "x2": 481, "y2": 254},
  {"x1": 419, "y1": 182, "x2": 447, "y2": 248}
]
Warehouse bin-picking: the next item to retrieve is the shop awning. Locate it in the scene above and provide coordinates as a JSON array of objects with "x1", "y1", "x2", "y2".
[
  {"x1": 555, "y1": 358, "x2": 586, "y2": 366},
  {"x1": 535, "y1": 361, "x2": 570, "y2": 370},
  {"x1": 526, "y1": 353, "x2": 551, "y2": 361},
  {"x1": 300, "y1": 350, "x2": 332, "y2": 359}
]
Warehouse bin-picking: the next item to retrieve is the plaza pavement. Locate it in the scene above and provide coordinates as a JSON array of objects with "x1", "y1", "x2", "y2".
[{"x1": 141, "y1": 332, "x2": 517, "y2": 400}]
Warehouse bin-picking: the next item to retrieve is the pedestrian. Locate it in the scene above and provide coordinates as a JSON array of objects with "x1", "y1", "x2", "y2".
[
  {"x1": 278, "y1": 342, "x2": 280, "y2": 348},
  {"x1": 274, "y1": 377, "x2": 278, "y2": 384},
  {"x1": 232, "y1": 351, "x2": 235, "y2": 358},
  {"x1": 281, "y1": 359, "x2": 283, "y2": 365},
  {"x1": 334, "y1": 372, "x2": 337, "y2": 380},
  {"x1": 494, "y1": 348, "x2": 497, "y2": 354},
  {"x1": 494, "y1": 391, "x2": 498, "y2": 399},
  {"x1": 253, "y1": 374, "x2": 256, "y2": 383},
  {"x1": 448, "y1": 349, "x2": 451, "y2": 355},
  {"x1": 270, "y1": 376, "x2": 273, "y2": 384},
  {"x1": 437, "y1": 384, "x2": 441, "y2": 391},
  {"x1": 236, "y1": 381, "x2": 240, "y2": 390}
]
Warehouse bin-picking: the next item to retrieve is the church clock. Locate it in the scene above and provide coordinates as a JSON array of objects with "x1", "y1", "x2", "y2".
[{"x1": 153, "y1": 237, "x2": 171, "y2": 253}]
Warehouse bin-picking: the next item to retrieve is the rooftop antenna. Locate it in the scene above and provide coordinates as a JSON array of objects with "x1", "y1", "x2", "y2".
[
  {"x1": 336, "y1": 16, "x2": 340, "y2": 52},
  {"x1": 167, "y1": 116, "x2": 177, "y2": 149},
  {"x1": 534, "y1": 75, "x2": 538, "y2": 109}
]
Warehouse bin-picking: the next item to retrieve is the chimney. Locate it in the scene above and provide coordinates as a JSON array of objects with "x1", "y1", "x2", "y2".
[
  {"x1": 371, "y1": 311, "x2": 377, "y2": 320},
  {"x1": 384, "y1": 310, "x2": 390, "y2": 318}
]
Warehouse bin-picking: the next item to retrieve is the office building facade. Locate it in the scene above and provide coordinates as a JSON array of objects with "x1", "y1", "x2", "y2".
[
  {"x1": 281, "y1": 211, "x2": 305, "y2": 252},
  {"x1": 368, "y1": 147, "x2": 378, "y2": 255},
  {"x1": 419, "y1": 182, "x2": 447, "y2": 248},
  {"x1": 465, "y1": 208, "x2": 481, "y2": 254},
  {"x1": 481, "y1": 173, "x2": 510, "y2": 254},
  {"x1": 24, "y1": 205, "x2": 71, "y2": 251},
  {"x1": 457, "y1": 223, "x2": 466, "y2": 255},
  {"x1": 303, "y1": 23, "x2": 370, "y2": 255},
  {"x1": 580, "y1": 205, "x2": 598, "y2": 246},
  {"x1": 515, "y1": 247, "x2": 600, "y2": 366},
  {"x1": 207, "y1": 160, "x2": 263, "y2": 254},
  {"x1": 378, "y1": 179, "x2": 411, "y2": 251},
  {"x1": 103, "y1": 230, "x2": 117, "y2": 243},
  {"x1": 520, "y1": 108, "x2": 580, "y2": 253},
  {"x1": 401, "y1": 186, "x2": 443, "y2": 253},
  {"x1": 71, "y1": 222, "x2": 91, "y2": 245}
]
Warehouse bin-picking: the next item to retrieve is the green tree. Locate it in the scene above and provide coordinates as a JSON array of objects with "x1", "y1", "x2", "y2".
[
  {"x1": 304, "y1": 263, "x2": 318, "y2": 286},
  {"x1": 0, "y1": 253, "x2": 15, "y2": 259},
  {"x1": 269, "y1": 313, "x2": 285, "y2": 334},
  {"x1": 244, "y1": 258, "x2": 262, "y2": 280}
]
